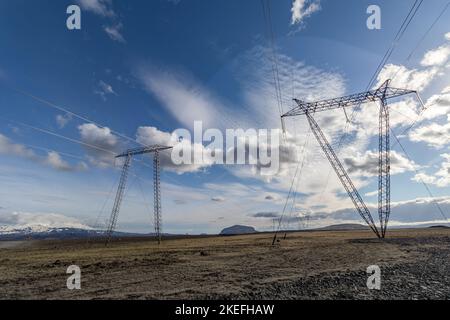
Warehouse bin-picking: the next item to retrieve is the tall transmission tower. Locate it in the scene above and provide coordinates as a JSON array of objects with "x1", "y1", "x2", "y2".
[
  {"x1": 105, "y1": 145, "x2": 173, "y2": 245},
  {"x1": 281, "y1": 80, "x2": 424, "y2": 238}
]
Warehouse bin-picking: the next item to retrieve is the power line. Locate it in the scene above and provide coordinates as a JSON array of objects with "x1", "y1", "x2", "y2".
[
  {"x1": 287, "y1": 131, "x2": 311, "y2": 226},
  {"x1": 390, "y1": 129, "x2": 448, "y2": 221},
  {"x1": 272, "y1": 128, "x2": 311, "y2": 244},
  {"x1": 8, "y1": 87, "x2": 145, "y2": 148},
  {"x1": 0, "y1": 116, "x2": 162, "y2": 175},
  {"x1": 1, "y1": 116, "x2": 117, "y2": 155},
  {"x1": 391, "y1": 89, "x2": 448, "y2": 149},
  {"x1": 316, "y1": 0, "x2": 426, "y2": 203},
  {"x1": 260, "y1": 0, "x2": 285, "y2": 129},
  {"x1": 17, "y1": 142, "x2": 87, "y2": 162},
  {"x1": 336, "y1": 0, "x2": 424, "y2": 149},
  {"x1": 391, "y1": 1, "x2": 450, "y2": 83},
  {"x1": 386, "y1": 2, "x2": 450, "y2": 146},
  {"x1": 365, "y1": 0, "x2": 423, "y2": 92}
]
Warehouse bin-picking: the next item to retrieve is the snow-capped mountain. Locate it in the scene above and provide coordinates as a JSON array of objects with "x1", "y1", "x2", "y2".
[
  {"x1": 0, "y1": 224, "x2": 105, "y2": 240},
  {"x1": 0, "y1": 224, "x2": 78, "y2": 235},
  {"x1": 0, "y1": 212, "x2": 108, "y2": 240}
]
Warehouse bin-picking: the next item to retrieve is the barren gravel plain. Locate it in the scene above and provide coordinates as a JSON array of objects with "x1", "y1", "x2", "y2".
[{"x1": 0, "y1": 228, "x2": 449, "y2": 300}]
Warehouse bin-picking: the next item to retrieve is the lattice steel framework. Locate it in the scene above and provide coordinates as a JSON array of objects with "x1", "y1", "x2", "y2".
[{"x1": 281, "y1": 80, "x2": 422, "y2": 238}]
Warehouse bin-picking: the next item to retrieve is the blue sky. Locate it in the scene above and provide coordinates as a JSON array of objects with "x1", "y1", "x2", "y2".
[{"x1": 0, "y1": 0, "x2": 449, "y2": 234}]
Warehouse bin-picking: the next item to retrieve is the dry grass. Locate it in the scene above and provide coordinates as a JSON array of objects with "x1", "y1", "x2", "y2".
[{"x1": 0, "y1": 228, "x2": 449, "y2": 299}]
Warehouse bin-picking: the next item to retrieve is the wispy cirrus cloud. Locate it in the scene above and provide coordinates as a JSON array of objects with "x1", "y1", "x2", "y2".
[
  {"x1": 76, "y1": 0, "x2": 126, "y2": 43},
  {"x1": 104, "y1": 23, "x2": 126, "y2": 43},
  {"x1": 77, "y1": 0, "x2": 115, "y2": 17},
  {"x1": 136, "y1": 66, "x2": 231, "y2": 130}
]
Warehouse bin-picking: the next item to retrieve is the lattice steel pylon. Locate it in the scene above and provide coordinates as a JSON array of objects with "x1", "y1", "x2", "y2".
[
  {"x1": 281, "y1": 80, "x2": 424, "y2": 238},
  {"x1": 104, "y1": 145, "x2": 173, "y2": 245}
]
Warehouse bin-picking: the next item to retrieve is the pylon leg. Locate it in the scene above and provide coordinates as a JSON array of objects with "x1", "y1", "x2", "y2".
[
  {"x1": 153, "y1": 151, "x2": 162, "y2": 244},
  {"x1": 378, "y1": 98, "x2": 391, "y2": 238},
  {"x1": 105, "y1": 154, "x2": 132, "y2": 246}
]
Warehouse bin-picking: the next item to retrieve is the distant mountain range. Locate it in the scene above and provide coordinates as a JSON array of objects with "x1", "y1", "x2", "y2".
[
  {"x1": 0, "y1": 225, "x2": 135, "y2": 241},
  {"x1": 1, "y1": 222, "x2": 449, "y2": 241},
  {"x1": 313, "y1": 223, "x2": 370, "y2": 231}
]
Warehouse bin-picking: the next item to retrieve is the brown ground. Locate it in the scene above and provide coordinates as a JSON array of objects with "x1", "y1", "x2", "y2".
[{"x1": 0, "y1": 228, "x2": 449, "y2": 300}]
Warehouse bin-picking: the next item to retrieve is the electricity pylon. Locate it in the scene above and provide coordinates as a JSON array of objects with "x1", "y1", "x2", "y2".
[
  {"x1": 105, "y1": 145, "x2": 173, "y2": 245},
  {"x1": 281, "y1": 80, "x2": 424, "y2": 238}
]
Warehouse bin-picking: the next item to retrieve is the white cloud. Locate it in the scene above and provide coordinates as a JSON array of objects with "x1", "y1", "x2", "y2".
[
  {"x1": 95, "y1": 80, "x2": 117, "y2": 100},
  {"x1": 446, "y1": 32, "x2": 450, "y2": 41},
  {"x1": 376, "y1": 34, "x2": 450, "y2": 91},
  {"x1": 344, "y1": 150, "x2": 418, "y2": 177},
  {"x1": 0, "y1": 134, "x2": 82, "y2": 172},
  {"x1": 0, "y1": 133, "x2": 36, "y2": 159},
  {"x1": 409, "y1": 121, "x2": 450, "y2": 148},
  {"x1": 78, "y1": 123, "x2": 120, "y2": 167},
  {"x1": 45, "y1": 151, "x2": 74, "y2": 172},
  {"x1": 412, "y1": 172, "x2": 437, "y2": 185},
  {"x1": 104, "y1": 23, "x2": 125, "y2": 43},
  {"x1": 291, "y1": 0, "x2": 321, "y2": 25},
  {"x1": 421, "y1": 45, "x2": 450, "y2": 67},
  {"x1": 302, "y1": 196, "x2": 450, "y2": 227},
  {"x1": 56, "y1": 113, "x2": 72, "y2": 129},
  {"x1": 136, "y1": 126, "x2": 214, "y2": 174},
  {"x1": 433, "y1": 154, "x2": 450, "y2": 187},
  {"x1": 76, "y1": 0, "x2": 115, "y2": 17},
  {"x1": 420, "y1": 91, "x2": 450, "y2": 120},
  {"x1": 413, "y1": 154, "x2": 450, "y2": 187},
  {"x1": 376, "y1": 64, "x2": 438, "y2": 91}
]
